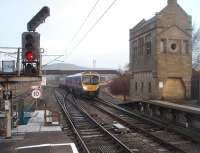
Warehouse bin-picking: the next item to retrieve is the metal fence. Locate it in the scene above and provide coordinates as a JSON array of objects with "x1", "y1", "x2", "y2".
[
  {"x1": 0, "y1": 48, "x2": 21, "y2": 75},
  {"x1": 191, "y1": 69, "x2": 200, "y2": 100}
]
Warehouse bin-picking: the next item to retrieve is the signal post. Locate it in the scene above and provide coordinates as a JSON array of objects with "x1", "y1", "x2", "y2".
[{"x1": 0, "y1": 6, "x2": 50, "y2": 138}]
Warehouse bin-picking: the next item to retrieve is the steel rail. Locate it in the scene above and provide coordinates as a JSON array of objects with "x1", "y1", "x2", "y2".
[
  {"x1": 73, "y1": 100, "x2": 133, "y2": 153},
  {"x1": 96, "y1": 97, "x2": 200, "y2": 143},
  {"x1": 95, "y1": 98, "x2": 188, "y2": 153},
  {"x1": 55, "y1": 89, "x2": 133, "y2": 153},
  {"x1": 54, "y1": 90, "x2": 91, "y2": 153}
]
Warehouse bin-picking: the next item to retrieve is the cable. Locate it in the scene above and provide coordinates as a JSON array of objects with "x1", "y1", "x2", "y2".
[
  {"x1": 66, "y1": 0, "x2": 100, "y2": 50},
  {"x1": 42, "y1": 55, "x2": 64, "y2": 68},
  {"x1": 67, "y1": 0, "x2": 118, "y2": 57}
]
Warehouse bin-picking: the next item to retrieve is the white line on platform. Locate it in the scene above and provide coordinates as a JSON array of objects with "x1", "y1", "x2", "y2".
[{"x1": 15, "y1": 143, "x2": 79, "y2": 153}]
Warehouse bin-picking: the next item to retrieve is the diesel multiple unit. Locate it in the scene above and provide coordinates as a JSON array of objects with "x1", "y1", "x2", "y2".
[{"x1": 60, "y1": 72, "x2": 100, "y2": 98}]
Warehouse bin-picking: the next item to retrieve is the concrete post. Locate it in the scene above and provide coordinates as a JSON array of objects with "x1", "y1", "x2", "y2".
[
  {"x1": 5, "y1": 100, "x2": 11, "y2": 138},
  {"x1": 4, "y1": 82, "x2": 12, "y2": 138}
]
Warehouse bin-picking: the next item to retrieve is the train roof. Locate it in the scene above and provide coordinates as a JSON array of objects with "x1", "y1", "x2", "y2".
[{"x1": 65, "y1": 71, "x2": 99, "y2": 78}]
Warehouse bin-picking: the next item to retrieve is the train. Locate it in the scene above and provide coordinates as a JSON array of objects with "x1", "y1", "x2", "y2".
[{"x1": 60, "y1": 72, "x2": 100, "y2": 98}]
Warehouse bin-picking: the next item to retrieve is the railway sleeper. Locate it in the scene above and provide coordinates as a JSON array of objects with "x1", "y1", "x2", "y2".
[
  {"x1": 98, "y1": 145, "x2": 120, "y2": 153},
  {"x1": 80, "y1": 131, "x2": 102, "y2": 136}
]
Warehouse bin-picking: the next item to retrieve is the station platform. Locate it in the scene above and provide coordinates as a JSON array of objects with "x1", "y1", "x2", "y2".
[
  {"x1": 118, "y1": 98, "x2": 200, "y2": 115},
  {"x1": 15, "y1": 132, "x2": 77, "y2": 153},
  {"x1": 0, "y1": 110, "x2": 78, "y2": 153},
  {"x1": 101, "y1": 87, "x2": 200, "y2": 115},
  {"x1": 145, "y1": 100, "x2": 200, "y2": 115}
]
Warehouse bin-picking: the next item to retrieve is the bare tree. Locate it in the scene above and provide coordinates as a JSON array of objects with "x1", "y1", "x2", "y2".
[
  {"x1": 192, "y1": 24, "x2": 200, "y2": 69},
  {"x1": 109, "y1": 73, "x2": 130, "y2": 101}
]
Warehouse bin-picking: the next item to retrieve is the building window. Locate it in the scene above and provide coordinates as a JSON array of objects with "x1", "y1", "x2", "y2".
[
  {"x1": 135, "y1": 82, "x2": 138, "y2": 91},
  {"x1": 171, "y1": 43, "x2": 177, "y2": 50},
  {"x1": 148, "y1": 82, "x2": 152, "y2": 93},
  {"x1": 133, "y1": 41, "x2": 138, "y2": 56},
  {"x1": 182, "y1": 40, "x2": 189, "y2": 54},
  {"x1": 145, "y1": 34, "x2": 151, "y2": 55},
  {"x1": 168, "y1": 39, "x2": 180, "y2": 53},
  {"x1": 146, "y1": 42, "x2": 151, "y2": 55},
  {"x1": 160, "y1": 39, "x2": 166, "y2": 53},
  {"x1": 138, "y1": 37, "x2": 144, "y2": 56},
  {"x1": 141, "y1": 82, "x2": 144, "y2": 92}
]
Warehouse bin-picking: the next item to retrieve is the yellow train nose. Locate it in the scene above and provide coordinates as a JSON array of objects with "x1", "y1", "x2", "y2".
[{"x1": 82, "y1": 85, "x2": 99, "y2": 91}]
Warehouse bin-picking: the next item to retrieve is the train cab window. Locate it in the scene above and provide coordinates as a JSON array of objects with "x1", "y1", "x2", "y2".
[
  {"x1": 82, "y1": 75, "x2": 99, "y2": 85},
  {"x1": 91, "y1": 76, "x2": 99, "y2": 85},
  {"x1": 82, "y1": 76, "x2": 90, "y2": 84}
]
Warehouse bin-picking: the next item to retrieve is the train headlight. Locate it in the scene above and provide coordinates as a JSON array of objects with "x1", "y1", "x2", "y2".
[{"x1": 83, "y1": 86, "x2": 87, "y2": 90}]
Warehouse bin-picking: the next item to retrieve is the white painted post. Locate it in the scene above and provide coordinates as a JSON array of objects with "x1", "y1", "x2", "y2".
[
  {"x1": 5, "y1": 100, "x2": 11, "y2": 138},
  {"x1": 17, "y1": 48, "x2": 20, "y2": 76}
]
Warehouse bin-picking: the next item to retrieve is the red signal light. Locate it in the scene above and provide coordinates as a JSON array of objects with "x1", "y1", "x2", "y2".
[{"x1": 25, "y1": 51, "x2": 35, "y2": 61}]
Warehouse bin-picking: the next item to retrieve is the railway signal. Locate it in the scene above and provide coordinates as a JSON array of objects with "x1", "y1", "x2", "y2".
[
  {"x1": 22, "y1": 32, "x2": 41, "y2": 75},
  {"x1": 27, "y1": 6, "x2": 50, "y2": 32}
]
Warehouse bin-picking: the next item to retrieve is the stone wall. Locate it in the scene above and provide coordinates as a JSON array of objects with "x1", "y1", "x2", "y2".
[{"x1": 130, "y1": 72, "x2": 158, "y2": 100}]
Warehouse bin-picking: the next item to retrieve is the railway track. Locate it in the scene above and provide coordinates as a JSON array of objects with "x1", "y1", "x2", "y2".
[
  {"x1": 88, "y1": 97, "x2": 200, "y2": 153},
  {"x1": 54, "y1": 89, "x2": 133, "y2": 153}
]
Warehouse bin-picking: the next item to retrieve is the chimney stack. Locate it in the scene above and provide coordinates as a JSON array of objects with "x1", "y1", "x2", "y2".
[{"x1": 168, "y1": 0, "x2": 177, "y2": 5}]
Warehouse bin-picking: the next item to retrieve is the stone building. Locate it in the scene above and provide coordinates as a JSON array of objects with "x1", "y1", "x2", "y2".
[{"x1": 129, "y1": 0, "x2": 192, "y2": 101}]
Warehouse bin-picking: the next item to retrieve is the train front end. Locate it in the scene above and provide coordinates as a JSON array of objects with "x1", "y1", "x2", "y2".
[{"x1": 81, "y1": 72, "x2": 100, "y2": 98}]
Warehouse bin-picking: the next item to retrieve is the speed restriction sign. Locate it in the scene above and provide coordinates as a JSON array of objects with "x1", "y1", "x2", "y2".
[{"x1": 32, "y1": 89, "x2": 41, "y2": 99}]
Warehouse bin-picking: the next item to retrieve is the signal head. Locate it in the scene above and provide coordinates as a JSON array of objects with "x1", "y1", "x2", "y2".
[
  {"x1": 25, "y1": 51, "x2": 35, "y2": 61},
  {"x1": 22, "y1": 32, "x2": 40, "y2": 62},
  {"x1": 25, "y1": 34, "x2": 34, "y2": 42},
  {"x1": 22, "y1": 32, "x2": 41, "y2": 76},
  {"x1": 25, "y1": 34, "x2": 34, "y2": 50}
]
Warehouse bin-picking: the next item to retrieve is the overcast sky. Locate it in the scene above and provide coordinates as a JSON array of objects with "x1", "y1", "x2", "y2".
[{"x1": 0, "y1": 0, "x2": 199, "y2": 69}]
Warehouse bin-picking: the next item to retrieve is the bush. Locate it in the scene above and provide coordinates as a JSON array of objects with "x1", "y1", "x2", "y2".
[{"x1": 109, "y1": 74, "x2": 130, "y2": 100}]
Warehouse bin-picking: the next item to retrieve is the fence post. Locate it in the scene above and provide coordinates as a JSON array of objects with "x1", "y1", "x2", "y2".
[{"x1": 17, "y1": 48, "x2": 20, "y2": 76}]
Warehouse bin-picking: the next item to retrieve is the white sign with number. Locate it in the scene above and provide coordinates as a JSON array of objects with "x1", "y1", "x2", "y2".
[{"x1": 32, "y1": 89, "x2": 41, "y2": 99}]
